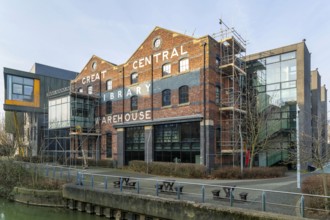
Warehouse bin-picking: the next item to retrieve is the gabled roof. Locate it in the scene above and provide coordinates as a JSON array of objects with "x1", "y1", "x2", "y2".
[{"x1": 125, "y1": 26, "x2": 196, "y2": 63}]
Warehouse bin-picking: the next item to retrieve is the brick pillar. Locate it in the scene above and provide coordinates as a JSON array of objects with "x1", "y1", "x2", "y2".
[
  {"x1": 144, "y1": 125, "x2": 153, "y2": 163},
  {"x1": 117, "y1": 128, "x2": 125, "y2": 167},
  {"x1": 200, "y1": 120, "x2": 215, "y2": 171}
]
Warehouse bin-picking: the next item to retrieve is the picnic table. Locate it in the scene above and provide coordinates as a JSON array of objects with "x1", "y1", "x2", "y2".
[
  {"x1": 163, "y1": 180, "x2": 176, "y2": 191},
  {"x1": 223, "y1": 185, "x2": 236, "y2": 198},
  {"x1": 113, "y1": 177, "x2": 136, "y2": 189}
]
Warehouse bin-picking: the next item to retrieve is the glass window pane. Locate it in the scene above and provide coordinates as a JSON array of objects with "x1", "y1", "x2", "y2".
[
  {"x1": 281, "y1": 81, "x2": 296, "y2": 89},
  {"x1": 179, "y1": 58, "x2": 189, "y2": 72},
  {"x1": 266, "y1": 83, "x2": 280, "y2": 91},
  {"x1": 266, "y1": 55, "x2": 280, "y2": 64},
  {"x1": 107, "y1": 80, "x2": 112, "y2": 90},
  {"x1": 12, "y1": 76, "x2": 23, "y2": 83},
  {"x1": 23, "y1": 78, "x2": 34, "y2": 86},
  {"x1": 131, "y1": 73, "x2": 138, "y2": 84},
  {"x1": 24, "y1": 86, "x2": 33, "y2": 96},
  {"x1": 281, "y1": 52, "x2": 296, "y2": 61},
  {"x1": 162, "y1": 63, "x2": 171, "y2": 76},
  {"x1": 281, "y1": 59, "x2": 296, "y2": 82},
  {"x1": 266, "y1": 63, "x2": 281, "y2": 83},
  {"x1": 13, "y1": 84, "x2": 23, "y2": 94},
  {"x1": 281, "y1": 88, "x2": 296, "y2": 102}
]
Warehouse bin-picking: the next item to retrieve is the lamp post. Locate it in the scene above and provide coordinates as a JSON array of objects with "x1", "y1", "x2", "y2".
[{"x1": 296, "y1": 103, "x2": 300, "y2": 189}]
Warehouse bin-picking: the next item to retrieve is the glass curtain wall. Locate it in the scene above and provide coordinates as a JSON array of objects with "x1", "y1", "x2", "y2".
[{"x1": 248, "y1": 51, "x2": 297, "y2": 165}]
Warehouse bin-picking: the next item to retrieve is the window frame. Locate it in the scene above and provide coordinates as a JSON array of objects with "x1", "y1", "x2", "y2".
[
  {"x1": 179, "y1": 85, "x2": 189, "y2": 104},
  {"x1": 131, "y1": 72, "x2": 138, "y2": 84},
  {"x1": 162, "y1": 89, "x2": 171, "y2": 106},
  {"x1": 131, "y1": 95, "x2": 138, "y2": 111},
  {"x1": 106, "y1": 80, "x2": 112, "y2": 91},
  {"x1": 162, "y1": 63, "x2": 171, "y2": 77},
  {"x1": 215, "y1": 86, "x2": 221, "y2": 105},
  {"x1": 87, "y1": 85, "x2": 93, "y2": 94},
  {"x1": 78, "y1": 88, "x2": 83, "y2": 93},
  {"x1": 106, "y1": 100, "x2": 112, "y2": 114},
  {"x1": 179, "y1": 58, "x2": 189, "y2": 73}
]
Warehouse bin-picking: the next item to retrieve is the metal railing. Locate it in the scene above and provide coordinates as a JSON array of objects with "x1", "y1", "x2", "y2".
[{"x1": 18, "y1": 162, "x2": 330, "y2": 218}]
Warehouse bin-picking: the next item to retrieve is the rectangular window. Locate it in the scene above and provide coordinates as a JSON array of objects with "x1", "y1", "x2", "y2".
[
  {"x1": 7, "y1": 75, "x2": 35, "y2": 101},
  {"x1": 162, "y1": 63, "x2": 171, "y2": 76},
  {"x1": 106, "y1": 133, "x2": 112, "y2": 158},
  {"x1": 106, "y1": 80, "x2": 112, "y2": 90},
  {"x1": 87, "y1": 86, "x2": 93, "y2": 94},
  {"x1": 179, "y1": 59, "x2": 189, "y2": 73}
]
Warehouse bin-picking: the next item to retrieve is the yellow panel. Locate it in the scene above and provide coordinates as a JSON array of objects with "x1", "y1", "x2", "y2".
[{"x1": 5, "y1": 79, "x2": 40, "y2": 108}]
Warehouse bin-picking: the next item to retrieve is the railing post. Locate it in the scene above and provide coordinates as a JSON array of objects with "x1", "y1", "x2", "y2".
[
  {"x1": 76, "y1": 171, "x2": 80, "y2": 185},
  {"x1": 201, "y1": 185, "x2": 205, "y2": 203},
  {"x1": 177, "y1": 183, "x2": 180, "y2": 200},
  {"x1": 300, "y1": 195, "x2": 304, "y2": 217},
  {"x1": 104, "y1": 176, "x2": 108, "y2": 189},
  {"x1": 156, "y1": 182, "x2": 159, "y2": 196},
  {"x1": 230, "y1": 188, "x2": 233, "y2": 207},
  {"x1": 262, "y1": 191, "x2": 266, "y2": 211},
  {"x1": 137, "y1": 180, "x2": 140, "y2": 194},
  {"x1": 52, "y1": 166, "x2": 56, "y2": 179},
  {"x1": 60, "y1": 167, "x2": 63, "y2": 179},
  {"x1": 120, "y1": 177, "x2": 123, "y2": 192},
  {"x1": 91, "y1": 175, "x2": 94, "y2": 188},
  {"x1": 81, "y1": 173, "x2": 84, "y2": 186}
]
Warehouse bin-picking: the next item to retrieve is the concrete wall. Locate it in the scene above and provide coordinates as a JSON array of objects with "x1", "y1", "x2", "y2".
[{"x1": 63, "y1": 184, "x2": 304, "y2": 220}]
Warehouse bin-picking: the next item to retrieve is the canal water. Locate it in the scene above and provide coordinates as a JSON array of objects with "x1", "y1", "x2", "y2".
[{"x1": 0, "y1": 197, "x2": 104, "y2": 220}]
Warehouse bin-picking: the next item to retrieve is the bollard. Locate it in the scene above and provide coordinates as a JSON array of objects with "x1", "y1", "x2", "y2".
[
  {"x1": 91, "y1": 175, "x2": 94, "y2": 188},
  {"x1": 300, "y1": 195, "x2": 304, "y2": 217},
  {"x1": 137, "y1": 180, "x2": 140, "y2": 194},
  {"x1": 230, "y1": 188, "x2": 233, "y2": 207},
  {"x1": 262, "y1": 191, "x2": 266, "y2": 211},
  {"x1": 104, "y1": 176, "x2": 108, "y2": 189},
  {"x1": 53, "y1": 167, "x2": 56, "y2": 178},
  {"x1": 120, "y1": 177, "x2": 123, "y2": 192},
  {"x1": 156, "y1": 182, "x2": 159, "y2": 196},
  {"x1": 177, "y1": 183, "x2": 180, "y2": 200},
  {"x1": 201, "y1": 185, "x2": 205, "y2": 203}
]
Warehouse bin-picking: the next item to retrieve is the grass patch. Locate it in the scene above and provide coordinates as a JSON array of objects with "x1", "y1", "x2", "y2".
[{"x1": 211, "y1": 166, "x2": 287, "y2": 179}]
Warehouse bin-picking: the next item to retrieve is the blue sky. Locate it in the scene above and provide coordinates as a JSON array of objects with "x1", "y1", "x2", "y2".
[{"x1": 1, "y1": 0, "x2": 330, "y2": 117}]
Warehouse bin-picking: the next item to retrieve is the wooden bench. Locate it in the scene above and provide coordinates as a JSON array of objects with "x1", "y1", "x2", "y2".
[{"x1": 239, "y1": 192, "x2": 248, "y2": 201}]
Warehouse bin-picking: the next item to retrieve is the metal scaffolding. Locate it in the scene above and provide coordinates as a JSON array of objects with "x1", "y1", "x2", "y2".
[{"x1": 218, "y1": 19, "x2": 247, "y2": 166}]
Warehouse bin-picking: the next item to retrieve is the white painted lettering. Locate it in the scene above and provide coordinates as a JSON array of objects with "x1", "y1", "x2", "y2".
[
  {"x1": 145, "y1": 56, "x2": 151, "y2": 66},
  {"x1": 86, "y1": 76, "x2": 90, "y2": 83},
  {"x1": 163, "y1": 51, "x2": 169, "y2": 61},
  {"x1": 154, "y1": 52, "x2": 161, "y2": 63},
  {"x1": 102, "y1": 117, "x2": 107, "y2": 124},
  {"x1": 139, "y1": 111, "x2": 145, "y2": 120},
  {"x1": 132, "y1": 112, "x2": 138, "y2": 121},
  {"x1": 171, "y1": 48, "x2": 178, "y2": 58},
  {"x1": 117, "y1": 114, "x2": 123, "y2": 123},
  {"x1": 126, "y1": 89, "x2": 132, "y2": 97},
  {"x1": 180, "y1": 45, "x2": 187, "y2": 55},
  {"x1": 145, "y1": 83, "x2": 151, "y2": 92},
  {"x1": 107, "y1": 115, "x2": 112, "y2": 124},
  {"x1": 133, "y1": 61, "x2": 138, "y2": 69},
  {"x1": 124, "y1": 113, "x2": 130, "y2": 121},
  {"x1": 139, "y1": 58, "x2": 144, "y2": 68},
  {"x1": 110, "y1": 92, "x2": 115, "y2": 100},
  {"x1": 136, "y1": 86, "x2": 141, "y2": 95},
  {"x1": 145, "y1": 110, "x2": 151, "y2": 120},
  {"x1": 95, "y1": 73, "x2": 100, "y2": 81},
  {"x1": 118, "y1": 90, "x2": 122, "y2": 99},
  {"x1": 82, "y1": 78, "x2": 86, "y2": 85}
]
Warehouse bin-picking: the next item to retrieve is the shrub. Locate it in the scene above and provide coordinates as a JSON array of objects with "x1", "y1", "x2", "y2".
[
  {"x1": 301, "y1": 174, "x2": 330, "y2": 210},
  {"x1": 128, "y1": 160, "x2": 207, "y2": 178},
  {"x1": 211, "y1": 166, "x2": 287, "y2": 179}
]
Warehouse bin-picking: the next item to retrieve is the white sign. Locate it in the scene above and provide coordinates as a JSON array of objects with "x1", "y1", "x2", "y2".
[
  {"x1": 103, "y1": 83, "x2": 151, "y2": 101},
  {"x1": 96, "y1": 110, "x2": 152, "y2": 125},
  {"x1": 132, "y1": 45, "x2": 188, "y2": 70},
  {"x1": 82, "y1": 71, "x2": 105, "y2": 85}
]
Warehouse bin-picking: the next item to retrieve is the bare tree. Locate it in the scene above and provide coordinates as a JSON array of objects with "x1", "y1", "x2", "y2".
[
  {"x1": 0, "y1": 120, "x2": 16, "y2": 158},
  {"x1": 246, "y1": 67, "x2": 285, "y2": 168}
]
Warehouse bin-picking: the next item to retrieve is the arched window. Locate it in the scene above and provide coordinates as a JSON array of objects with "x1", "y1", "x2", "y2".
[
  {"x1": 87, "y1": 85, "x2": 93, "y2": 94},
  {"x1": 106, "y1": 101, "x2": 112, "y2": 114},
  {"x1": 131, "y1": 72, "x2": 138, "y2": 84},
  {"x1": 179, "y1": 85, "x2": 189, "y2": 104},
  {"x1": 215, "y1": 86, "x2": 220, "y2": 105},
  {"x1": 78, "y1": 88, "x2": 83, "y2": 93},
  {"x1": 179, "y1": 58, "x2": 189, "y2": 73},
  {"x1": 131, "y1": 96, "x2": 138, "y2": 111},
  {"x1": 106, "y1": 80, "x2": 112, "y2": 90},
  {"x1": 162, "y1": 63, "x2": 171, "y2": 77},
  {"x1": 162, "y1": 89, "x2": 171, "y2": 106}
]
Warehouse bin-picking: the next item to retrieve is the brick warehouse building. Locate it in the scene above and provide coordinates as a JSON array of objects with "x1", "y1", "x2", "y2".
[{"x1": 4, "y1": 25, "x2": 327, "y2": 170}]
